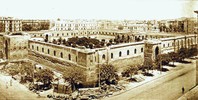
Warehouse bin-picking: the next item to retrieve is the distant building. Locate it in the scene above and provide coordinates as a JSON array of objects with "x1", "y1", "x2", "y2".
[
  {"x1": 183, "y1": 18, "x2": 196, "y2": 34},
  {"x1": 22, "y1": 19, "x2": 50, "y2": 31},
  {"x1": 0, "y1": 17, "x2": 22, "y2": 32},
  {"x1": 53, "y1": 19, "x2": 98, "y2": 31},
  {"x1": 158, "y1": 17, "x2": 196, "y2": 34}
]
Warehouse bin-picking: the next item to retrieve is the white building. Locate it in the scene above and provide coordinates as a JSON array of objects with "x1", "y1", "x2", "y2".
[{"x1": 53, "y1": 19, "x2": 98, "y2": 31}]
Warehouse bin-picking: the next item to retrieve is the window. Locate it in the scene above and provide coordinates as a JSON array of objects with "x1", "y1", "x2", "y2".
[
  {"x1": 42, "y1": 48, "x2": 44, "y2": 52},
  {"x1": 37, "y1": 46, "x2": 39, "y2": 51},
  {"x1": 32, "y1": 45, "x2": 34, "y2": 49},
  {"x1": 48, "y1": 49, "x2": 50, "y2": 54},
  {"x1": 60, "y1": 52, "x2": 63, "y2": 58},
  {"x1": 163, "y1": 44, "x2": 165, "y2": 47},
  {"x1": 119, "y1": 51, "x2": 122, "y2": 57},
  {"x1": 127, "y1": 50, "x2": 130, "y2": 55},
  {"x1": 134, "y1": 49, "x2": 137, "y2": 54},
  {"x1": 111, "y1": 53, "x2": 113, "y2": 59},
  {"x1": 102, "y1": 54, "x2": 105, "y2": 59},
  {"x1": 76, "y1": 56, "x2": 78, "y2": 62},
  {"x1": 54, "y1": 50, "x2": 56, "y2": 56},
  {"x1": 141, "y1": 48, "x2": 143, "y2": 52},
  {"x1": 68, "y1": 54, "x2": 71, "y2": 60},
  {"x1": 168, "y1": 43, "x2": 169, "y2": 47}
]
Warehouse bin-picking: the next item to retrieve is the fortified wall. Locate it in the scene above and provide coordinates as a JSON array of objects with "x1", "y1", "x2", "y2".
[{"x1": 0, "y1": 31, "x2": 197, "y2": 83}]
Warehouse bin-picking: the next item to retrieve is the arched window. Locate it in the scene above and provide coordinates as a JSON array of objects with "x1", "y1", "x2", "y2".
[
  {"x1": 127, "y1": 50, "x2": 130, "y2": 55},
  {"x1": 102, "y1": 54, "x2": 105, "y2": 59},
  {"x1": 68, "y1": 54, "x2": 71, "y2": 60},
  {"x1": 119, "y1": 51, "x2": 122, "y2": 57},
  {"x1": 111, "y1": 53, "x2": 113, "y2": 59},
  {"x1": 54, "y1": 50, "x2": 56, "y2": 56},
  {"x1": 141, "y1": 48, "x2": 143, "y2": 52},
  {"x1": 134, "y1": 49, "x2": 137, "y2": 54},
  {"x1": 42, "y1": 48, "x2": 44, "y2": 52},
  {"x1": 48, "y1": 49, "x2": 50, "y2": 54},
  {"x1": 60, "y1": 52, "x2": 63, "y2": 58}
]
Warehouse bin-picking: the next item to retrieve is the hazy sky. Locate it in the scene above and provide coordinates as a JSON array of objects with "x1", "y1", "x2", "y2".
[{"x1": 0, "y1": 0, "x2": 198, "y2": 20}]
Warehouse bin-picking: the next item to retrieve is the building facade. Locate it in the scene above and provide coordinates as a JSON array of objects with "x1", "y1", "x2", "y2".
[
  {"x1": 0, "y1": 31, "x2": 197, "y2": 83},
  {"x1": 0, "y1": 17, "x2": 22, "y2": 32}
]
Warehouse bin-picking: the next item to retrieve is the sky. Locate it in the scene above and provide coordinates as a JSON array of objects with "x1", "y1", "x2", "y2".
[{"x1": 0, "y1": 0, "x2": 198, "y2": 20}]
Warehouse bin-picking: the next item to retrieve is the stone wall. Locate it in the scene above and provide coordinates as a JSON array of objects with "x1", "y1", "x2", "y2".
[{"x1": 110, "y1": 55, "x2": 144, "y2": 74}]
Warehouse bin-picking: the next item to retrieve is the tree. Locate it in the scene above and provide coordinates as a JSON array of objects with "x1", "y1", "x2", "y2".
[
  {"x1": 34, "y1": 69, "x2": 54, "y2": 87},
  {"x1": 52, "y1": 39, "x2": 57, "y2": 44},
  {"x1": 168, "y1": 52, "x2": 178, "y2": 66},
  {"x1": 178, "y1": 48, "x2": 188, "y2": 61},
  {"x1": 187, "y1": 47, "x2": 197, "y2": 57},
  {"x1": 57, "y1": 37, "x2": 62, "y2": 44},
  {"x1": 143, "y1": 57, "x2": 153, "y2": 73},
  {"x1": 62, "y1": 39, "x2": 66, "y2": 45},
  {"x1": 122, "y1": 65, "x2": 138, "y2": 78},
  {"x1": 40, "y1": 22, "x2": 50, "y2": 30},
  {"x1": 5, "y1": 63, "x2": 20, "y2": 77},
  {"x1": 20, "y1": 61, "x2": 34, "y2": 77},
  {"x1": 161, "y1": 54, "x2": 171, "y2": 65},
  {"x1": 100, "y1": 64, "x2": 118, "y2": 84},
  {"x1": 63, "y1": 67, "x2": 86, "y2": 91},
  {"x1": 22, "y1": 24, "x2": 32, "y2": 31}
]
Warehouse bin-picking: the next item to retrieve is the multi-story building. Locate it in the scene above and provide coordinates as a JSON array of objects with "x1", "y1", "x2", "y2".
[
  {"x1": 183, "y1": 18, "x2": 196, "y2": 34},
  {"x1": 158, "y1": 17, "x2": 196, "y2": 33},
  {"x1": 0, "y1": 17, "x2": 22, "y2": 32},
  {"x1": 53, "y1": 19, "x2": 98, "y2": 31}
]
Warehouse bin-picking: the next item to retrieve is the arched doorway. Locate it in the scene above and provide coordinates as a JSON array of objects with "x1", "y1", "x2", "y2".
[{"x1": 155, "y1": 46, "x2": 159, "y2": 59}]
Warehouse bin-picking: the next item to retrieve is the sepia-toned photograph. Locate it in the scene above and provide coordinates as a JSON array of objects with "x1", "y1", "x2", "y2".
[{"x1": 0, "y1": 0, "x2": 198, "y2": 100}]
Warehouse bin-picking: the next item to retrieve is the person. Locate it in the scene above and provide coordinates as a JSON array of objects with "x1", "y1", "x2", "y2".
[
  {"x1": 10, "y1": 79, "x2": 12, "y2": 86},
  {"x1": 182, "y1": 87, "x2": 185, "y2": 94},
  {"x1": 6, "y1": 82, "x2": 8, "y2": 89}
]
